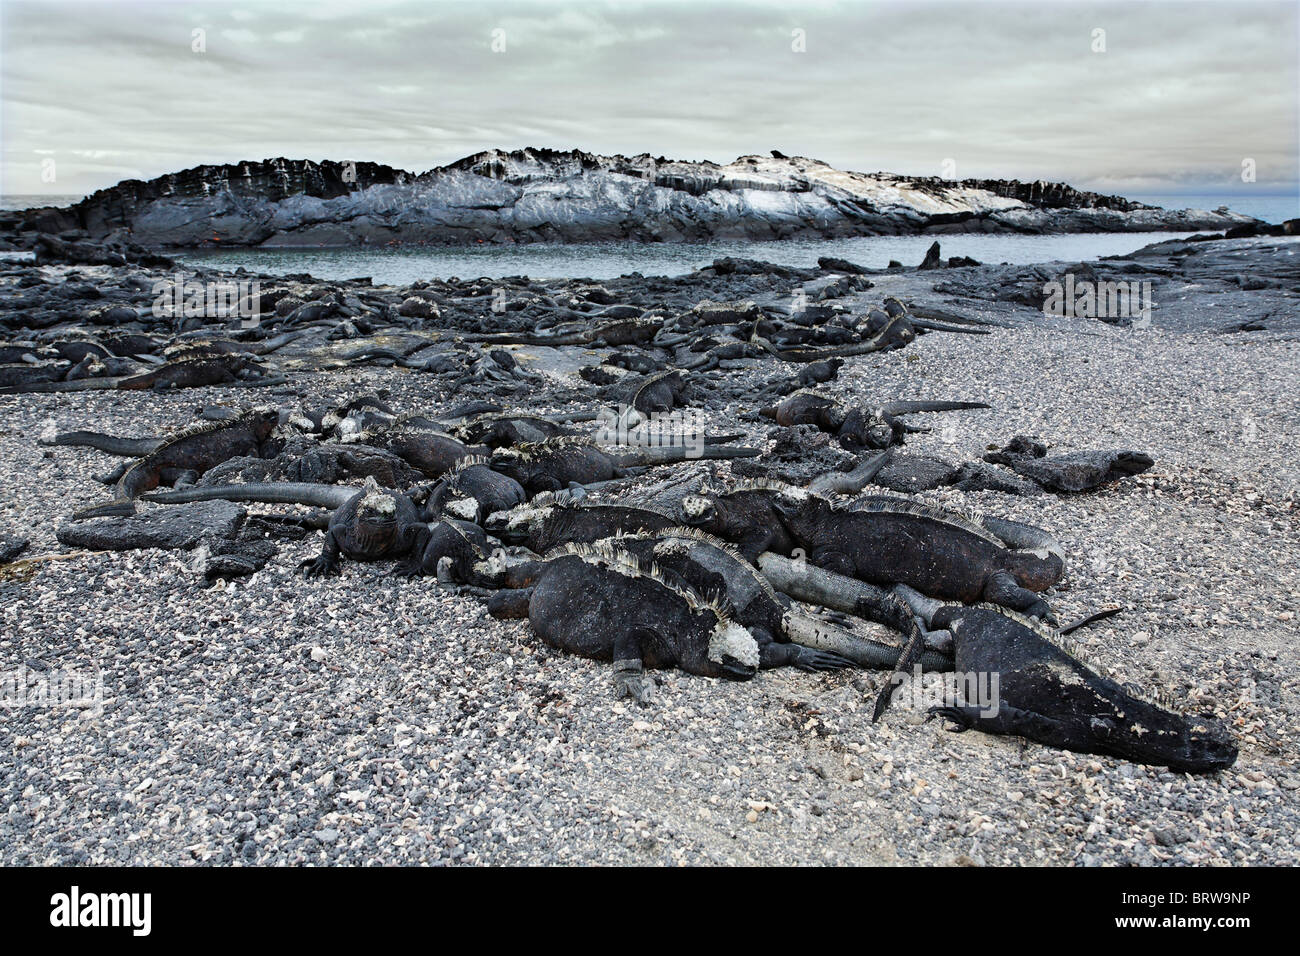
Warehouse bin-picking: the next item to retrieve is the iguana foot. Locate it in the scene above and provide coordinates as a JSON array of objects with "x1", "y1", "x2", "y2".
[
  {"x1": 923, "y1": 628, "x2": 955, "y2": 655},
  {"x1": 1025, "y1": 599, "x2": 1059, "y2": 626},
  {"x1": 926, "y1": 703, "x2": 974, "y2": 732},
  {"x1": 613, "y1": 662, "x2": 653, "y2": 706},
  {"x1": 788, "y1": 645, "x2": 853, "y2": 672},
  {"x1": 300, "y1": 556, "x2": 339, "y2": 578},
  {"x1": 391, "y1": 559, "x2": 424, "y2": 578}
]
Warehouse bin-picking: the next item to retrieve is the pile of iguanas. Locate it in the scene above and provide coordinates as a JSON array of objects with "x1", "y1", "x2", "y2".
[{"x1": 30, "y1": 292, "x2": 1226, "y2": 773}]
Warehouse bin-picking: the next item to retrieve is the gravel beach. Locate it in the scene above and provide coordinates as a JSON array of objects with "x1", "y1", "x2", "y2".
[{"x1": 2, "y1": 247, "x2": 1298, "y2": 866}]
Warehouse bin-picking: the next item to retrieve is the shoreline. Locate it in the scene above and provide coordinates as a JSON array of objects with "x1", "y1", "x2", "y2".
[{"x1": 1, "y1": 233, "x2": 1297, "y2": 865}]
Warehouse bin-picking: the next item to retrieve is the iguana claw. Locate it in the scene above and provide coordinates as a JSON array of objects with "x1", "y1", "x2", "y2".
[{"x1": 926, "y1": 704, "x2": 973, "y2": 731}]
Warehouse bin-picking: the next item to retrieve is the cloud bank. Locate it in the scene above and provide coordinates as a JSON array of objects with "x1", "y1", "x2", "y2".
[{"x1": 2, "y1": 0, "x2": 1296, "y2": 200}]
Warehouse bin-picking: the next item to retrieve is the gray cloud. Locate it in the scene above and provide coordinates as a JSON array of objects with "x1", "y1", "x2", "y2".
[{"x1": 2, "y1": 0, "x2": 1296, "y2": 199}]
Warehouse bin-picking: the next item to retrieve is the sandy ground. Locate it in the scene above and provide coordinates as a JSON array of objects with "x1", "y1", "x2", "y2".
[{"x1": 1, "y1": 269, "x2": 1298, "y2": 865}]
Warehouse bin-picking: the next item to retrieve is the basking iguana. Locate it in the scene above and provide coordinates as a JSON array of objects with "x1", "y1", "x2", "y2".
[
  {"x1": 760, "y1": 389, "x2": 989, "y2": 451},
  {"x1": 72, "y1": 407, "x2": 283, "y2": 519},
  {"x1": 874, "y1": 591, "x2": 1237, "y2": 773},
  {"x1": 608, "y1": 528, "x2": 854, "y2": 673},
  {"x1": 491, "y1": 437, "x2": 759, "y2": 496},
  {"x1": 485, "y1": 491, "x2": 679, "y2": 554},
  {"x1": 684, "y1": 482, "x2": 1063, "y2": 620},
  {"x1": 423, "y1": 455, "x2": 527, "y2": 524},
  {"x1": 486, "y1": 541, "x2": 773, "y2": 702},
  {"x1": 143, "y1": 477, "x2": 430, "y2": 577},
  {"x1": 348, "y1": 423, "x2": 488, "y2": 479},
  {"x1": 772, "y1": 488, "x2": 1064, "y2": 621},
  {"x1": 680, "y1": 480, "x2": 803, "y2": 563}
]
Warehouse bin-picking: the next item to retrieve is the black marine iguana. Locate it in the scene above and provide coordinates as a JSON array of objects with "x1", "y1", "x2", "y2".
[
  {"x1": 423, "y1": 455, "x2": 527, "y2": 524},
  {"x1": 143, "y1": 477, "x2": 430, "y2": 577},
  {"x1": 484, "y1": 491, "x2": 680, "y2": 554},
  {"x1": 489, "y1": 437, "x2": 759, "y2": 496},
  {"x1": 760, "y1": 389, "x2": 989, "y2": 451},
  {"x1": 608, "y1": 527, "x2": 854, "y2": 673},
  {"x1": 680, "y1": 480, "x2": 803, "y2": 563},
  {"x1": 772, "y1": 489, "x2": 1064, "y2": 620},
  {"x1": 7, "y1": 353, "x2": 284, "y2": 393},
  {"x1": 684, "y1": 482, "x2": 1063, "y2": 620},
  {"x1": 72, "y1": 407, "x2": 283, "y2": 519},
  {"x1": 349, "y1": 422, "x2": 489, "y2": 479},
  {"x1": 487, "y1": 541, "x2": 788, "y2": 702},
  {"x1": 875, "y1": 593, "x2": 1237, "y2": 773}
]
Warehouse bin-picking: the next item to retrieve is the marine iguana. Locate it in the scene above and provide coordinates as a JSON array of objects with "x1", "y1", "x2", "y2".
[
  {"x1": 450, "y1": 412, "x2": 578, "y2": 448},
  {"x1": 760, "y1": 390, "x2": 989, "y2": 450},
  {"x1": 143, "y1": 478, "x2": 430, "y2": 577},
  {"x1": 490, "y1": 437, "x2": 759, "y2": 496},
  {"x1": 423, "y1": 455, "x2": 527, "y2": 523},
  {"x1": 72, "y1": 407, "x2": 283, "y2": 519},
  {"x1": 771, "y1": 489, "x2": 1064, "y2": 621},
  {"x1": 622, "y1": 369, "x2": 696, "y2": 415},
  {"x1": 984, "y1": 436, "x2": 1156, "y2": 492},
  {"x1": 609, "y1": 528, "x2": 853, "y2": 672},
  {"x1": 484, "y1": 491, "x2": 679, "y2": 554},
  {"x1": 680, "y1": 480, "x2": 803, "y2": 564},
  {"x1": 38, "y1": 430, "x2": 164, "y2": 457},
  {"x1": 875, "y1": 594, "x2": 1237, "y2": 773},
  {"x1": 352, "y1": 424, "x2": 489, "y2": 479},
  {"x1": 486, "y1": 541, "x2": 772, "y2": 702},
  {"x1": 753, "y1": 309, "x2": 916, "y2": 362},
  {"x1": 117, "y1": 355, "x2": 275, "y2": 390},
  {"x1": 457, "y1": 316, "x2": 664, "y2": 348},
  {"x1": 393, "y1": 516, "x2": 509, "y2": 586}
]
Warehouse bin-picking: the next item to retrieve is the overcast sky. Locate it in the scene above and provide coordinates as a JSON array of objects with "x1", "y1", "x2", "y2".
[{"x1": 1, "y1": 0, "x2": 1296, "y2": 199}]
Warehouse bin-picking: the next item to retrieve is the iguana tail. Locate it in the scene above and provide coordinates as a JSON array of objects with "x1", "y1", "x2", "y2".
[
  {"x1": 612, "y1": 445, "x2": 761, "y2": 467},
  {"x1": 39, "y1": 431, "x2": 163, "y2": 456},
  {"x1": 142, "y1": 482, "x2": 360, "y2": 510},
  {"x1": 909, "y1": 319, "x2": 991, "y2": 335},
  {"x1": 978, "y1": 515, "x2": 1066, "y2": 566},
  {"x1": 877, "y1": 400, "x2": 990, "y2": 416},
  {"x1": 782, "y1": 610, "x2": 951, "y2": 672},
  {"x1": 0, "y1": 377, "x2": 129, "y2": 394}
]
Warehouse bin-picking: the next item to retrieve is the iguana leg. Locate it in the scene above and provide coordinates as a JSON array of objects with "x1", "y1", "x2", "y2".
[
  {"x1": 983, "y1": 570, "x2": 1056, "y2": 623},
  {"x1": 300, "y1": 531, "x2": 341, "y2": 578},
  {"x1": 392, "y1": 524, "x2": 432, "y2": 578},
  {"x1": 753, "y1": 625, "x2": 852, "y2": 671},
  {"x1": 95, "y1": 462, "x2": 131, "y2": 485},
  {"x1": 928, "y1": 700, "x2": 1071, "y2": 748},
  {"x1": 486, "y1": 586, "x2": 535, "y2": 619},
  {"x1": 612, "y1": 630, "x2": 653, "y2": 706},
  {"x1": 810, "y1": 546, "x2": 855, "y2": 579},
  {"x1": 156, "y1": 467, "x2": 193, "y2": 487},
  {"x1": 736, "y1": 529, "x2": 776, "y2": 564}
]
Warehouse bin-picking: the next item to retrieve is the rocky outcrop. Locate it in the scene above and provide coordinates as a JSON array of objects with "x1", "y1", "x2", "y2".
[{"x1": 14, "y1": 148, "x2": 1260, "y2": 248}]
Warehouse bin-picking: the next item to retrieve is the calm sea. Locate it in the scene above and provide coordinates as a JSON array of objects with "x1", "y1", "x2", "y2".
[{"x1": 4, "y1": 192, "x2": 1294, "y2": 284}]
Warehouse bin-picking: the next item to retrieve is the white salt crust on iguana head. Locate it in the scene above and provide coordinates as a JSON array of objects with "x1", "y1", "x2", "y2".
[
  {"x1": 680, "y1": 495, "x2": 712, "y2": 518},
  {"x1": 357, "y1": 476, "x2": 397, "y2": 517},
  {"x1": 708, "y1": 620, "x2": 760, "y2": 669},
  {"x1": 444, "y1": 496, "x2": 479, "y2": 520}
]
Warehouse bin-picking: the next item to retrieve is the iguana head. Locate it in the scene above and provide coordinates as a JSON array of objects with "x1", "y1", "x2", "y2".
[
  {"x1": 356, "y1": 476, "x2": 398, "y2": 525},
  {"x1": 679, "y1": 494, "x2": 716, "y2": 527},
  {"x1": 836, "y1": 407, "x2": 896, "y2": 450},
  {"x1": 1083, "y1": 696, "x2": 1238, "y2": 774},
  {"x1": 706, "y1": 619, "x2": 760, "y2": 679}
]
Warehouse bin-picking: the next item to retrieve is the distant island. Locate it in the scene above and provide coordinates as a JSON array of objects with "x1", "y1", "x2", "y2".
[{"x1": 8, "y1": 148, "x2": 1260, "y2": 248}]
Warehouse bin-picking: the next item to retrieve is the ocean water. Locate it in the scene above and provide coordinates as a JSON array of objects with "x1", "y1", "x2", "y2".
[
  {"x1": 5, "y1": 191, "x2": 1294, "y2": 285},
  {"x1": 0, "y1": 194, "x2": 84, "y2": 211},
  {"x1": 169, "y1": 232, "x2": 1219, "y2": 284}
]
